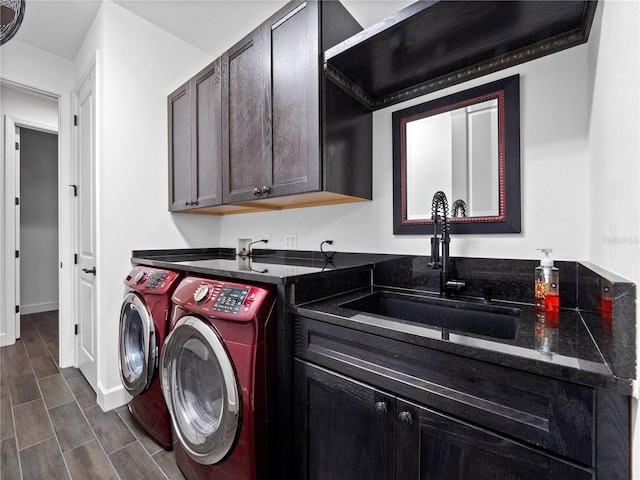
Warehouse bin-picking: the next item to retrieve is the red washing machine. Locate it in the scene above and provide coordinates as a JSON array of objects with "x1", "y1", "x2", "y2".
[
  {"x1": 160, "y1": 276, "x2": 276, "y2": 480},
  {"x1": 118, "y1": 266, "x2": 182, "y2": 447}
]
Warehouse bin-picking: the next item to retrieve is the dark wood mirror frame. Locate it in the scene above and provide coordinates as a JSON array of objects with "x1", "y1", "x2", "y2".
[{"x1": 393, "y1": 75, "x2": 521, "y2": 235}]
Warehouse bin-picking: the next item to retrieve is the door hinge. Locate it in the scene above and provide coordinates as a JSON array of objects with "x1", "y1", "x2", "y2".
[
  {"x1": 74, "y1": 254, "x2": 78, "y2": 265},
  {"x1": 15, "y1": 142, "x2": 19, "y2": 150},
  {"x1": 74, "y1": 324, "x2": 78, "y2": 335},
  {"x1": 15, "y1": 250, "x2": 19, "y2": 258},
  {"x1": 69, "y1": 185, "x2": 78, "y2": 197},
  {"x1": 73, "y1": 115, "x2": 78, "y2": 126},
  {"x1": 15, "y1": 197, "x2": 19, "y2": 206},
  {"x1": 15, "y1": 305, "x2": 20, "y2": 314}
]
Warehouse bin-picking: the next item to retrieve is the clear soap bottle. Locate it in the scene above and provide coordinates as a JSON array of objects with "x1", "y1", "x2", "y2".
[{"x1": 534, "y1": 248, "x2": 559, "y2": 312}]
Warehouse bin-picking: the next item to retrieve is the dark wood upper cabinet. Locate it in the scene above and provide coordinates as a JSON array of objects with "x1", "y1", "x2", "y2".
[
  {"x1": 170, "y1": 0, "x2": 372, "y2": 214},
  {"x1": 168, "y1": 59, "x2": 223, "y2": 211},
  {"x1": 218, "y1": 0, "x2": 371, "y2": 210},
  {"x1": 269, "y1": 2, "x2": 320, "y2": 198},
  {"x1": 168, "y1": 81, "x2": 192, "y2": 211},
  {"x1": 221, "y1": 26, "x2": 272, "y2": 205}
]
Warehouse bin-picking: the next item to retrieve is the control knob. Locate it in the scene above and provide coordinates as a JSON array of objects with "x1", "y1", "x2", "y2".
[
  {"x1": 133, "y1": 271, "x2": 145, "y2": 284},
  {"x1": 194, "y1": 284, "x2": 211, "y2": 303}
]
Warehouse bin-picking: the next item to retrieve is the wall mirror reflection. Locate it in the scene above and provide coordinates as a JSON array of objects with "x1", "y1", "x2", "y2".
[{"x1": 393, "y1": 75, "x2": 521, "y2": 234}]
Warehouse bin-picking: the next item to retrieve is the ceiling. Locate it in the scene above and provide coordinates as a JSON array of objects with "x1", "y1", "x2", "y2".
[{"x1": 9, "y1": 0, "x2": 416, "y2": 61}]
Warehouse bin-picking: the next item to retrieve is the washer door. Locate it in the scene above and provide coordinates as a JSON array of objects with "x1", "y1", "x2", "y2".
[
  {"x1": 160, "y1": 316, "x2": 241, "y2": 465},
  {"x1": 119, "y1": 292, "x2": 156, "y2": 395}
]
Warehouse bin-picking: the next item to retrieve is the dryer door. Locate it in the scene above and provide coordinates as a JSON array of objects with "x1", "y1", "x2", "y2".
[
  {"x1": 160, "y1": 315, "x2": 241, "y2": 465},
  {"x1": 119, "y1": 292, "x2": 156, "y2": 395}
]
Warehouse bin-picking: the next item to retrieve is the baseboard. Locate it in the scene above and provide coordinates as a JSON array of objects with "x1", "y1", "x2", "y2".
[
  {"x1": 21, "y1": 302, "x2": 59, "y2": 315},
  {"x1": 97, "y1": 382, "x2": 131, "y2": 412},
  {"x1": 0, "y1": 332, "x2": 15, "y2": 348}
]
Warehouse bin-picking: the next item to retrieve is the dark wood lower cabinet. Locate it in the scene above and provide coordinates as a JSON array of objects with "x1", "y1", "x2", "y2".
[
  {"x1": 294, "y1": 360, "x2": 394, "y2": 480},
  {"x1": 295, "y1": 360, "x2": 593, "y2": 480},
  {"x1": 396, "y1": 399, "x2": 592, "y2": 480}
]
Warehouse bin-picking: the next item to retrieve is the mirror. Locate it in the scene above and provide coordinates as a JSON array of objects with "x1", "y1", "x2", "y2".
[{"x1": 393, "y1": 75, "x2": 521, "y2": 234}]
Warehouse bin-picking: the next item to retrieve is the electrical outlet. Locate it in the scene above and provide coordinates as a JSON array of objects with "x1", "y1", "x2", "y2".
[
  {"x1": 237, "y1": 237, "x2": 252, "y2": 256},
  {"x1": 285, "y1": 234, "x2": 297, "y2": 249}
]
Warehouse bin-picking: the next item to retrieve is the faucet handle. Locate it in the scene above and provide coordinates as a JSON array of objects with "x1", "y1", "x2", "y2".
[{"x1": 430, "y1": 237, "x2": 441, "y2": 269}]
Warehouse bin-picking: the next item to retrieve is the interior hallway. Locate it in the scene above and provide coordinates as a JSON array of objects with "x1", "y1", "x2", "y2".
[{"x1": 0, "y1": 311, "x2": 186, "y2": 480}]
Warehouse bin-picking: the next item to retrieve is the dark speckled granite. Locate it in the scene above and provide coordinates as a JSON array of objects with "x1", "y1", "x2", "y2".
[
  {"x1": 372, "y1": 256, "x2": 578, "y2": 308},
  {"x1": 131, "y1": 248, "x2": 379, "y2": 285},
  {"x1": 576, "y1": 262, "x2": 636, "y2": 380},
  {"x1": 130, "y1": 248, "x2": 635, "y2": 393},
  {"x1": 293, "y1": 287, "x2": 631, "y2": 393}
]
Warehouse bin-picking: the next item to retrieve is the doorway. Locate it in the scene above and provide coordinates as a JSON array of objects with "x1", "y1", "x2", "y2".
[
  {"x1": 19, "y1": 128, "x2": 59, "y2": 317},
  {"x1": 1, "y1": 84, "x2": 59, "y2": 349}
]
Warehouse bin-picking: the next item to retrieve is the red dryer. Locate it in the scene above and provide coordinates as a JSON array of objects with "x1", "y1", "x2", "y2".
[
  {"x1": 118, "y1": 266, "x2": 182, "y2": 446},
  {"x1": 160, "y1": 276, "x2": 276, "y2": 480}
]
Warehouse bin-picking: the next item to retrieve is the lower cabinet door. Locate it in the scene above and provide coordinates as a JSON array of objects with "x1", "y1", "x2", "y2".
[
  {"x1": 395, "y1": 399, "x2": 594, "y2": 480},
  {"x1": 294, "y1": 360, "x2": 395, "y2": 480}
]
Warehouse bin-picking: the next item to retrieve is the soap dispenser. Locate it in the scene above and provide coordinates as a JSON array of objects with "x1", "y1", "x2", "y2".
[{"x1": 535, "y1": 248, "x2": 559, "y2": 312}]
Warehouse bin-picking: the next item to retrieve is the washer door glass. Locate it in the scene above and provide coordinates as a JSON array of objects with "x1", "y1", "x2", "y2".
[
  {"x1": 119, "y1": 292, "x2": 156, "y2": 395},
  {"x1": 161, "y1": 316, "x2": 241, "y2": 465}
]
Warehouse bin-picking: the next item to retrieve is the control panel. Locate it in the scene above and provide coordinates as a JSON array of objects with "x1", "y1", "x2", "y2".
[
  {"x1": 125, "y1": 267, "x2": 181, "y2": 294},
  {"x1": 145, "y1": 271, "x2": 168, "y2": 289},
  {"x1": 174, "y1": 277, "x2": 272, "y2": 321},
  {"x1": 212, "y1": 286, "x2": 251, "y2": 315}
]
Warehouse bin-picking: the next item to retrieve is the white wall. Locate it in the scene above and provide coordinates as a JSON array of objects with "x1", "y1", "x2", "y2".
[
  {"x1": 219, "y1": 44, "x2": 590, "y2": 262},
  {"x1": 587, "y1": 0, "x2": 639, "y2": 285},
  {"x1": 73, "y1": 0, "x2": 222, "y2": 409},
  {"x1": 585, "y1": 0, "x2": 640, "y2": 475},
  {"x1": 20, "y1": 128, "x2": 59, "y2": 314}
]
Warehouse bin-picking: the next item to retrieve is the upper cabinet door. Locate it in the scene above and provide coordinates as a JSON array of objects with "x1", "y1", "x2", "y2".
[
  {"x1": 168, "y1": 80, "x2": 192, "y2": 211},
  {"x1": 269, "y1": 1, "x2": 321, "y2": 197},
  {"x1": 193, "y1": 59, "x2": 223, "y2": 208},
  {"x1": 222, "y1": 27, "x2": 272, "y2": 204},
  {"x1": 168, "y1": 60, "x2": 223, "y2": 212}
]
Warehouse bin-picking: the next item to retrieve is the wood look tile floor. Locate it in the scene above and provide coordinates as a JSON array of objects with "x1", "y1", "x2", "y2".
[{"x1": 0, "y1": 311, "x2": 186, "y2": 480}]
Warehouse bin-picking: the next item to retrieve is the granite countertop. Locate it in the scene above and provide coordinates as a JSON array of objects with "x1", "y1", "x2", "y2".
[
  {"x1": 130, "y1": 248, "x2": 379, "y2": 285},
  {"x1": 292, "y1": 286, "x2": 633, "y2": 395},
  {"x1": 131, "y1": 248, "x2": 634, "y2": 395}
]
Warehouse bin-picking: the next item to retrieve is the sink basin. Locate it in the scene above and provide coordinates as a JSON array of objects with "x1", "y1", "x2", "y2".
[{"x1": 341, "y1": 291, "x2": 520, "y2": 340}]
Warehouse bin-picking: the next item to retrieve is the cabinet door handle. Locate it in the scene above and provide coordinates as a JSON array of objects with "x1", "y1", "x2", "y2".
[
  {"x1": 375, "y1": 401, "x2": 388, "y2": 415},
  {"x1": 398, "y1": 411, "x2": 412, "y2": 425},
  {"x1": 253, "y1": 186, "x2": 271, "y2": 196}
]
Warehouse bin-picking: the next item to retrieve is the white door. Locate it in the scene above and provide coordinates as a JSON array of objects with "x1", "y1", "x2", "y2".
[
  {"x1": 14, "y1": 127, "x2": 21, "y2": 340},
  {"x1": 75, "y1": 66, "x2": 98, "y2": 390},
  {"x1": 2, "y1": 120, "x2": 21, "y2": 346}
]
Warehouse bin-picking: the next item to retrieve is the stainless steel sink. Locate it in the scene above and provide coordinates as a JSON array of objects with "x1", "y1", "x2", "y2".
[{"x1": 341, "y1": 291, "x2": 520, "y2": 340}]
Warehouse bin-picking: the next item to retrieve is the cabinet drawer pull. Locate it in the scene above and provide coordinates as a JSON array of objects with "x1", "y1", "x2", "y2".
[
  {"x1": 399, "y1": 411, "x2": 413, "y2": 425},
  {"x1": 375, "y1": 401, "x2": 388, "y2": 415}
]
